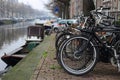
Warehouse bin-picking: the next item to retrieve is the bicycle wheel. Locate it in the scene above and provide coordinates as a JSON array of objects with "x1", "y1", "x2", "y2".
[
  {"x1": 56, "y1": 35, "x2": 71, "y2": 64},
  {"x1": 55, "y1": 31, "x2": 63, "y2": 39},
  {"x1": 55, "y1": 32, "x2": 72, "y2": 50},
  {"x1": 59, "y1": 36, "x2": 98, "y2": 75}
]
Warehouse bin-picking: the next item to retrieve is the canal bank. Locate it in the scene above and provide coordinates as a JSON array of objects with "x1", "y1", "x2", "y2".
[
  {"x1": 2, "y1": 33, "x2": 120, "y2": 80},
  {"x1": 2, "y1": 34, "x2": 55, "y2": 80}
]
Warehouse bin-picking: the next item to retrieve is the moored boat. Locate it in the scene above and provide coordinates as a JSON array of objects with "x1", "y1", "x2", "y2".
[
  {"x1": 1, "y1": 54, "x2": 25, "y2": 67},
  {"x1": 1, "y1": 24, "x2": 44, "y2": 71},
  {"x1": 1, "y1": 42, "x2": 39, "y2": 68}
]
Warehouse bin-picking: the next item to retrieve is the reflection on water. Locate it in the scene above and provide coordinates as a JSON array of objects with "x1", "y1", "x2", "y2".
[
  {"x1": 0, "y1": 27, "x2": 26, "y2": 49},
  {"x1": 0, "y1": 21, "x2": 34, "y2": 71}
]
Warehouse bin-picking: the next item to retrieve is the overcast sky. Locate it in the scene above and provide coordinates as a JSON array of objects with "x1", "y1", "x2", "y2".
[{"x1": 18, "y1": 0, "x2": 50, "y2": 11}]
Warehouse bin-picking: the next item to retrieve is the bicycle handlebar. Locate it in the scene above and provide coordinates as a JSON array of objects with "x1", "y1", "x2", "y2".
[
  {"x1": 93, "y1": 10, "x2": 115, "y2": 20},
  {"x1": 102, "y1": 7, "x2": 111, "y2": 10}
]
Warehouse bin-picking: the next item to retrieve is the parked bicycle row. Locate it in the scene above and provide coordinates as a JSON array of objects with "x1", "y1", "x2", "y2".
[{"x1": 55, "y1": 6, "x2": 120, "y2": 76}]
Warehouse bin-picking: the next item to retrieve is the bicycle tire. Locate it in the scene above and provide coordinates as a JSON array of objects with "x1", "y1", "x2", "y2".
[{"x1": 58, "y1": 35, "x2": 99, "y2": 75}]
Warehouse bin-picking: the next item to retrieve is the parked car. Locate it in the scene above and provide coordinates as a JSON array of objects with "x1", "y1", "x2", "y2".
[
  {"x1": 34, "y1": 19, "x2": 47, "y2": 25},
  {"x1": 52, "y1": 19, "x2": 78, "y2": 32}
]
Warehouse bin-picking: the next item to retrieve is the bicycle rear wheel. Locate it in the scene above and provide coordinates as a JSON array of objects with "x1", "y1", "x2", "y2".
[{"x1": 59, "y1": 36, "x2": 98, "y2": 75}]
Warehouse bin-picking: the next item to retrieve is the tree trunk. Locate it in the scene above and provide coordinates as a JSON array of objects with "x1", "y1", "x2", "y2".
[
  {"x1": 83, "y1": 0, "x2": 95, "y2": 16},
  {"x1": 63, "y1": 3, "x2": 69, "y2": 19}
]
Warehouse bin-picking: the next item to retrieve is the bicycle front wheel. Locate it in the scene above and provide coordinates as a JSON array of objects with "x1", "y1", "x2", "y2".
[{"x1": 59, "y1": 36, "x2": 98, "y2": 75}]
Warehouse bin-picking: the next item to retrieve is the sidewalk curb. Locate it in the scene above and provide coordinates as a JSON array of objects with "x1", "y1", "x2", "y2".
[{"x1": 30, "y1": 52, "x2": 48, "y2": 80}]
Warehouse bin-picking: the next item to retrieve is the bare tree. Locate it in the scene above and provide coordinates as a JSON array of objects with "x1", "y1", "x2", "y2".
[{"x1": 0, "y1": 0, "x2": 47, "y2": 19}]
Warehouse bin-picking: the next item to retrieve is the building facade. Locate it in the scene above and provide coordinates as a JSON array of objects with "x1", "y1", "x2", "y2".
[
  {"x1": 119, "y1": 0, "x2": 120, "y2": 11},
  {"x1": 94, "y1": 0, "x2": 103, "y2": 8},
  {"x1": 102, "y1": 0, "x2": 120, "y2": 20},
  {"x1": 70, "y1": 0, "x2": 95, "y2": 18},
  {"x1": 70, "y1": 0, "x2": 120, "y2": 18},
  {"x1": 70, "y1": 0, "x2": 83, "y2": 18}
]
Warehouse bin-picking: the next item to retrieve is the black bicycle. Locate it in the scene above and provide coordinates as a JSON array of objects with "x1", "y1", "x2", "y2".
[
  {"x1": 57, "y1": 7, "x2": 120, "y2": 75},
  {"x1": 58, "y1": 23, "x2": 120, "y2": 75}
]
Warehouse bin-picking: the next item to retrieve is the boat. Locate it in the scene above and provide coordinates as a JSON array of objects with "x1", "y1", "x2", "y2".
[
  {"x1": 1, "y1": 25, "x2": 44, "y2": 68},
  {"x1": 1, "y1": 54, "x2": 25, "y2": 67},
  {"x1": 26, "y1": 25, "x2": 44, "y2": 42},
  {"x1": 1, "y1": 42, "x2": 39, "y2": 67}
]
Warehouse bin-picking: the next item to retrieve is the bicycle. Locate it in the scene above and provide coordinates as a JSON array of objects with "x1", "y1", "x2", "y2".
[{"x1": 57, "y1": 6, "x2": 120, "y2": 75}]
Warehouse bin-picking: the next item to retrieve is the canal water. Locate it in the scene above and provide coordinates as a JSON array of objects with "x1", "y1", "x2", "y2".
[{"x1": 0, "y1": 21, "x2": 34, "y2": 71}]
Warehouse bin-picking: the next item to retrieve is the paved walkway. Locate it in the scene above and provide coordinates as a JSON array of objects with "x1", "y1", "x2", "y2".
[{"x1": 31, "y1": 34, "x2": 120, "y2": 80}]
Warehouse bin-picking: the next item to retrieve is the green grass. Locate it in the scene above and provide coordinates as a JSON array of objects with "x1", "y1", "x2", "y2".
[
  {"x1": 43, "y1": 51, "x2": 48, "y2": 58},
  {"x1": 50, "y1": 64, "x2": 62, "y2": 70}
]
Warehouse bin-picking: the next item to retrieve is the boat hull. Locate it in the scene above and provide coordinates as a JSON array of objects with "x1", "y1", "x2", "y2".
[
  {"x1": 1, "y1": 55, "x2": 23, "y2": 67},
  {"x1": 1, "y1": 42, "x2": 39, "y2": 67}
]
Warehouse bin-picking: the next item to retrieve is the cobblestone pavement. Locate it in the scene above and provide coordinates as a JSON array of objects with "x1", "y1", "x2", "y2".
[{"x1": 32, "y1": 34, "x2": 120, "y2": 80}]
